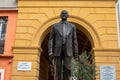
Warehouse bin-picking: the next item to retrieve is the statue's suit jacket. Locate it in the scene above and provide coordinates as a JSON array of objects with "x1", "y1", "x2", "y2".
[{"x1": 48, "y1": 21, "x2": 78, "y2": 57}]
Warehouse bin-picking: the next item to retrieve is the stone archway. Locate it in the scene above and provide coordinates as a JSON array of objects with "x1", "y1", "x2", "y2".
[
  {"x1": 31, "y1": 16, "x2": 102, "y2": 80},
  {"x1": 31, "y1": 16, "x2": 102, "y2": 48}
]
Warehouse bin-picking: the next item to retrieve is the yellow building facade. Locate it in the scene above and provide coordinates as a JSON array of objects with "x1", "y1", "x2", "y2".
[{"x1": 12, "y1": 0, "x2": 120, "y2": 80}]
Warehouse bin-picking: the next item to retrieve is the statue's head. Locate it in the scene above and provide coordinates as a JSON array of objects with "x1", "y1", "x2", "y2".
[{"x1": 60, "y1": 10, "x2": 69, "y2": 21}]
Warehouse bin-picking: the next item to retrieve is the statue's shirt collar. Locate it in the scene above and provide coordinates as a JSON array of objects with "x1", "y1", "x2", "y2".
[{"x1": 60, "y1": 21, "x2": 68, "y2": 24}]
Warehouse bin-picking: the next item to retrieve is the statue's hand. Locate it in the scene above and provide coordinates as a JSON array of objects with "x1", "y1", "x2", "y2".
[{"x1": 49, "y1": 52, "x2": 54, "y2": 61}]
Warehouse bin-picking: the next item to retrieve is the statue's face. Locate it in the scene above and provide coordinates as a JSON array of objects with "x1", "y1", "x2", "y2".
[{"x1": 60, "y1": 10, "x2": 68, "y2": 21}]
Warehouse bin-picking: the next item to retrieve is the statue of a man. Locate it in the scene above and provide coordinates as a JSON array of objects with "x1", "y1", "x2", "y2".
[{"x1": 48, "y1": 10, "x2": 78, "y2": 80}]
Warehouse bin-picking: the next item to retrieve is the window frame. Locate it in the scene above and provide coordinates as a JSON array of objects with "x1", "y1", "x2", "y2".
[{"x1": 0, "y1": 16, "x2": 8, "y2": 54}]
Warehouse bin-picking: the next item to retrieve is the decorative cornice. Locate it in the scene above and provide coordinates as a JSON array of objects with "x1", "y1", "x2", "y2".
[
  {"x1": 0, "y1": 7, "x2": 18, "y2": 10},
  {"x1": 93, "y1": 48, "x2": 120, "y2": 52},
  {"x1": 13, "y1": 46, "x2": 40, "y2": 49},
  {"x1": 18, "y1": 0, "x2": 116, "y2": 1},
  {"x1": 18, "y1": 0, "x2": 115, "y2": 8},
  {"x1": 12, "y1": 46, "x2": 43, "y2": 54}
]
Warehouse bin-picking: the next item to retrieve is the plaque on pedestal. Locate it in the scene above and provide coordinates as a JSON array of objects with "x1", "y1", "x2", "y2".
[
  {"x1": 100, "y1": 65, "x2": 116, "y2": 80},
  {"x1": 17, "y1": 62, "x2": 32, "y2": 71}
]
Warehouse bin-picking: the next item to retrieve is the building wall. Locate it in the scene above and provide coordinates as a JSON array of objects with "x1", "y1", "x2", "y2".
[
  {"x1": 0, "y1": 0, "x2": 17, "y2": 8},
  {"x1": 12, "y1": 0, "x2": 120, "y2": 80},
  {"x1": 16, "y1": 0, "x2": 118, "y2": 48},
  {"x1": 0, "y1": 10, "x2": 18, "y2": 80}
]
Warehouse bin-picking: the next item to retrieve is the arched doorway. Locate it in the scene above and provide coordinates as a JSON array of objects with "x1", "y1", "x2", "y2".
[
  {"x1": 31, "y1": 16, "x2": 101, "y2": 80},
  {"x1": 39, "y1": 22, "x2": 94, "y2": 80}
]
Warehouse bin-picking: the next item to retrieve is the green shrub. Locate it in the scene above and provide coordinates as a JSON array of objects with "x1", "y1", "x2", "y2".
[{"x1": 71, "y1": 51, "x2": 96, "y2": 80}]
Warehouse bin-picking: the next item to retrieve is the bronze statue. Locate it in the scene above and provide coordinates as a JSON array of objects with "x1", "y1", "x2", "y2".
[{"x1": 48, "y1": 10, "x2": 78, "y2": 80}]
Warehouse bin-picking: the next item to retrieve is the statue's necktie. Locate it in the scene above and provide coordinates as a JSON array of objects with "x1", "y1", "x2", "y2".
[{"x1": 63, "y1": 23, "x2": 66, "y2": 44}]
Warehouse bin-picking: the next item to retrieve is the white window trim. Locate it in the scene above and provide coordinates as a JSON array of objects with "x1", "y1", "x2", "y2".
[
  {"x1": 116, "y1": 0, "x2": 120, "y2": 48},
  {"x1": 0, "y1": 69, "x2": 5, "y2": 80},
  {"x1": 0, "y1": 17, "x2": 7, "y2": 40}
]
